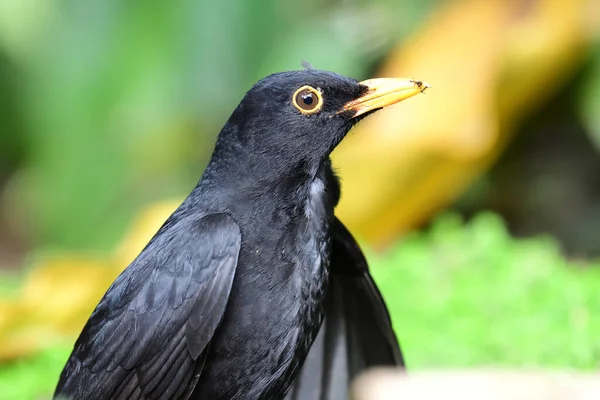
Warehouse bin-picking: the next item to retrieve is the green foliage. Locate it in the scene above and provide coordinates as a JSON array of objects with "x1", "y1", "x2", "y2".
[
  {"x1": 580, "y1": 42, "x2": 600, "y2": 151},
  {"x1": 1, "y1": 212, "x2": 599, "y2": 399},
  {"x1": 372, "y1": 212, "x2": 600, "y2": 369},
  {"x1": 0, "y1": 272, "x2": 20, "y2": 298},
  {"x1": 0, "y1": 343, "x2": 71, "y2": 400}
]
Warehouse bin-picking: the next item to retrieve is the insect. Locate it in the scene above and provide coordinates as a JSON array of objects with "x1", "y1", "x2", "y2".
[{"x1": 410, "y1": 79, "x2": 430, "y2": 93}]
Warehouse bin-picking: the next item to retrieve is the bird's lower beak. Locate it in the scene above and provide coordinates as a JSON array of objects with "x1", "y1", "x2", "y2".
[{"x1": 342, "y1": 78, "x2": 430, "y2": 118}]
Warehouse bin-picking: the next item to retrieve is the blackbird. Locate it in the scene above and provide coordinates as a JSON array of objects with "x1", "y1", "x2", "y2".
[{"x1": 54, "y1": 69, "x2": 428, "y2": 400}]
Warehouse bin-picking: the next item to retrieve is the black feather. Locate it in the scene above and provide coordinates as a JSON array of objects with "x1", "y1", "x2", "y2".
[
  {"x1": 54, "y1": 213, "x2": 241, "y2": 400},
  {"x1": 301, "y1": 60, "x2": 315, "y2": 70},
  {"x1": 285, "y1": 218, "x2": 403, "y2": 400}
]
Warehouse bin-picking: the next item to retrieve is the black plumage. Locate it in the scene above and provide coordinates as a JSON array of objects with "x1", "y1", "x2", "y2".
[
  {"x1": 285, "y1": 217, "x2": 404, "y2": 400},
  {"x1": 54, "y1": 69, "x2": 426, "y2": 400}
]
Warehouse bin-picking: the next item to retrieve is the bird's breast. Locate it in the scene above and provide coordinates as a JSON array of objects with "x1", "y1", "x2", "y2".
[
  {"x1": 195, "y1": 174, "x2": 335, "y2": 399},
  {"x1": 294, "y1": 176, "x2": 331, "y2": 325}
]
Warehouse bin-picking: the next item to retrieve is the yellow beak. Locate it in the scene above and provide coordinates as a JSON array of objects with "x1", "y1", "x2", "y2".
[{"x1": 342, "y1": 78, "x2": 431, "y2": 118}]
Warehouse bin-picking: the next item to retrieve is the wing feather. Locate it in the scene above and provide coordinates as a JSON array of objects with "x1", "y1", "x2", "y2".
[{"x1": 54, "y1": 213, "x2": 241, "y2": 400}]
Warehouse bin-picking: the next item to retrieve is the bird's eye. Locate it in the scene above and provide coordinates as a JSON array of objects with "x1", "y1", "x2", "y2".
[{"x1": 292, "y1": 86, "x2": 323, "y2": 115}]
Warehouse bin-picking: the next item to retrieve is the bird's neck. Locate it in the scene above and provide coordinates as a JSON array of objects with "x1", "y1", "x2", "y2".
[
  {"x1": 194, "y1": 148, "x2": 340, "y2": 217},
  {"x1": 200, "y1": 139, "x2": 324, "y2": 194}
]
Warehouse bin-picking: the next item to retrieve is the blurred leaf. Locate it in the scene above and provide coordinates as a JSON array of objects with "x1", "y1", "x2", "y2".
[
  {"x1": 0, "y1": 54, "x2": 26, "y2": 179},
  {"x1": 0, "y1": 0, "x2": 56, "y2": 61},
  {"x1": 0, "y1": 300, "x2": 17, "y2": 341},
  {"x1": 19, "y1": 255, "x2": 119, "y2": 333},
  {"x1": 332, "y1": 0, "x2": 593, "y2": 246},
  {"x1": 0, "y1": 255, "x2": 119, "y2": 361},
  {"x1": 0, "y1": 272, "x2": 21, "y2": 298},
  {"x1": 580, "y1": 43, "x2": 600, "y2": 151}
]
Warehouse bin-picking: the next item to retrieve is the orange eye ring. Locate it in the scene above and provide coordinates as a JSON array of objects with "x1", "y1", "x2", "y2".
[{"x1": 292, "y1": 85, "x2": 323, "y2": 115}]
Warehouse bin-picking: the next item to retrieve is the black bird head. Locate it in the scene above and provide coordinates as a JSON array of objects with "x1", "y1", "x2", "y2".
[{"x1": 208, "y1": 70, "x2": 429, "y2": 185}]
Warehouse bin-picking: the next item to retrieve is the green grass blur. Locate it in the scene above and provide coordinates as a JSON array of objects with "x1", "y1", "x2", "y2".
[
  {"x1": 1, "y1": 212, "x2": 598, "y2": 400},
  {"x1": 373, "y1": 213, "x2": 600, "y2": 369}
]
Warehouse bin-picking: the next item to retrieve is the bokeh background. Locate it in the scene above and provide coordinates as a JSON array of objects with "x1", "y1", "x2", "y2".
[{"x1": 1, "y1": 0, "x2": 600, "y2": 398}]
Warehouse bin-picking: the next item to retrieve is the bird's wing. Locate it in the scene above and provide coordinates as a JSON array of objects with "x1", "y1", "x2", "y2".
[
  {"x1": 285, "y1": 217, "x2": 403, "y2": 400},
  {"x1": 54, "y1": 213, "x2": 241, "y2": 400}
]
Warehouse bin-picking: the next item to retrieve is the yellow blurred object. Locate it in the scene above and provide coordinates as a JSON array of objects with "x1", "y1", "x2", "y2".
[
  {"x1": 0, "y1": 300, "x2": 24, "y2": 361},
  {"x1": 20, "y1": 256, "x2": 120, "y2": 333},
  {"x1": 332, "y1": 0, "x2": 593, "y2": 246},
  {"x1": 0, "y1": 202, "x2": 183, "y2": 361},
  {"x1": 0, "y1": 321, "x2": 62, "y2": 362},
  {"x1": 0, "y1": 256, "x2": 120, "y2": 361}
]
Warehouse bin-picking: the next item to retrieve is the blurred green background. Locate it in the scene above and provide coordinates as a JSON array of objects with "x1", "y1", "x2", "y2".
[
  {"x1": 1, "y1": 0, "x2": 600, "y2": 398},
  {"x1": 0, "y1": 0, "x2": 433, "y2": 254}
]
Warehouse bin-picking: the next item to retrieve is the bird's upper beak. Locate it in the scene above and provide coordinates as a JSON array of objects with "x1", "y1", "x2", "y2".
[{"x1": 342, "y1": 78, "x2": 430, "y2": 118}]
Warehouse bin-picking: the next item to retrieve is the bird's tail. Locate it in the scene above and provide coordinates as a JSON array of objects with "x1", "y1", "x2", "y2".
[{"x1": 285, "y1": 272, "x2": 404, "y2": 400}]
